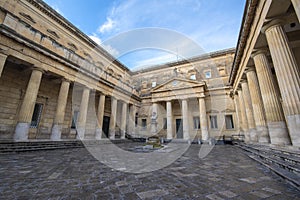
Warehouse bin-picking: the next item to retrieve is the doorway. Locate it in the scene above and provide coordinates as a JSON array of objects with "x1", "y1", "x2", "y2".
[
  {"x1": 102, "y1": 116, "x2": 110, "y2": 138},
  {"x1": 176, "y1": 118, "x2": 183, "y2": 139}
]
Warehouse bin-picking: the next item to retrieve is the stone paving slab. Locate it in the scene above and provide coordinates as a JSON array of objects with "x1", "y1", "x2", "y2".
[{"x1": 0, "y1": 143, "x2": 299, "y2": 199}]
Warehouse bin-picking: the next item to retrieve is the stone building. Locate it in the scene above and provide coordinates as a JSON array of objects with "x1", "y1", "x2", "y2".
[{"x1": 0, "y1": 0, "x2": 299, "y2": 147}]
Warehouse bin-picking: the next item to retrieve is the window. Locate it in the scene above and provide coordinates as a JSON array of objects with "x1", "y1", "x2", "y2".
[
  {"x1": 225, "y1": 115, "x2": 234, "y2": 129},
  {"x1": 141, "y1": 119, "x2": 147, "y2": 129},
  {"x1": 210, "y1": 115, "x2": 218, "y2": 129},
  {"x1": 193, "y1": 116, "x2": 200, "y2": 129},
  {"x1": 152, "y1": 81, "x2": 157, "y2": 87},
  {"x1": 205, "y1": 71, "x2": 211, "y2": 78},
  {"x1": 71, "y1": 111, "x2": 79, "y2": 129},
  {"x1": 135, "y1": 113, "x2": 138, "y2": 127},
  {"x1": 30, "y1": 103, "x2": 43, "y2": 128},
  {"x1": 163, "y1": 118, "x2": 167, "y2": 129},
  {"x1": 190, "y1": 74, "x2": 196, "y2": 80}
]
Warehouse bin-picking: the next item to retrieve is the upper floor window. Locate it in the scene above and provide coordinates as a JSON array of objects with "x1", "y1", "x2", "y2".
[
  {"x1": 205, "y1": 71, "x2": 211, "y2": 79},
  {"x1": 210, "y1": 115, "x2": 218, "y2": 129},
  {"x1": 193, "y1": 116, "x2": 200, "y2": 129},
  {"x1": 142, "y1": 119, "x2": 147, "y2": 130},
  {"x1": 190, "y1": 74, "x2": 196, "y2": 80},
  {"x1": 152, "y1": 81, "x2": 157, "y2": 87}
]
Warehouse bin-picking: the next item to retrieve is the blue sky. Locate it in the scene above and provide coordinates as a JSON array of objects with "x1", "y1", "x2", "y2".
[{"x1": 43, "y1": 0, "x2": 245, "y2": 70}]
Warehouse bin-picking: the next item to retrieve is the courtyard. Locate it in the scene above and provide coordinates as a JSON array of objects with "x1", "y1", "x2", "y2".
[{"x1": 0, "y1": 143, "x2": 299, "y2": 199}]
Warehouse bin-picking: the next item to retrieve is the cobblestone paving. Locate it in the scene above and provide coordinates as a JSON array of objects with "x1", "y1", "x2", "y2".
[{"x1": 0, "y1": 143, "x2": 299, "y2": 199}]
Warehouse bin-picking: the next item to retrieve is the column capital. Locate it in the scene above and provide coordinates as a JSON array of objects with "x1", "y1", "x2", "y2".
[
  {"x1": 32, "y1": 66, "x2": 45, "y2": 74},
  {"x1": 261, "y1": 19, "x2": 285, "y2": 34},
  {"x1": 244, "y1": 66, "x2": 256, "y2": 74},
  {"x1": 61, "y1": 78, "x2": 71, "y2": 83},
  {"x1": 251, "y1": 49, "x2": 269, "y2": 58}
]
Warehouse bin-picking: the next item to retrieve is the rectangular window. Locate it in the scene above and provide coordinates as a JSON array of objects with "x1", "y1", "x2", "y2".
[
  {"x1": 205, "y1": 71, "x2": 211, "y2": 78},
  {"x1": 225, "y1": 115, "x2": 234, "y2": 129},
  {"x1": 30, "y1": 103, "x2": 43, "y2": 128},
  {"x1": 71, "y1": 111, "x2": 79, "y2": 129},
  {"x1": 135, "y1": 113, "x2": 138, "y2": 127},
  {"x1": 193, "y1": 116, "x2": 200, "y2": 129},
  {"x1": 210, "y1": 115, "x2": 218, "y2": 129},
  {"x1": 163, "y1": 118, "x2": 167, "y2": 129},
  {"x1": 142, "y1": 119, "x2": 147, "y2": 129},
  {"x1": 190, "y1": 74, "x2": 196, "y2": 80},
  {"x1": 152, "y1": 81, "x2": 157, "y2": 87}
]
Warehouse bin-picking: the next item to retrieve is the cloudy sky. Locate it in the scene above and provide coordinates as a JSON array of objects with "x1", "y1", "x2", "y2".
[{"x1": 43, "y1": 0, "x2": 245, "y2": 70}]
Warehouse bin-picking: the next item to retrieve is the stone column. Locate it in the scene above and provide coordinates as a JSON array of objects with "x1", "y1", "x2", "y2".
[
  {"x1": 182, "y1": 99, "x2": 189, "y2": 140},
  {"x1": 120, "y1": 102, "x2": 128, "y2": 139},
  {"x1": 51, "y1": 79, "x2": 70, "y2": 140},
  {"x1": 14, "y1": 68, "x2": 43, "y2": 141},
  {"x1": 128, "y1": 104, "x2": 136, "y2": 135},
  {"x1": 241, "y1": 81, "x2": 257, "y2": 142},
  {"x1": 292, "y1": 0, "x2": 300, "y2": 22},
  {"x1": 237, "y1": 88, "x2": 250, "y2": 142},
  {"x1": 166, "y1": 101, "x2": 173, "y2": 139},
  {"x1": 0, "y1": 53, "x2": 7, "y2": 77},
  {"x1": 252, "y1": 51, "x2": 290, "y2": 145},
  {"x1": 234, "y1": 93, "x2": 242, "y2": 133},
  {"x1": 198, "y1": 97, "x2": 209, "y2": 141},
  {"x1": 263, "y1": 20, "x2": 299, "y2": 146},
  {"x1": 95, "y1": 94, "x2": 105, "y2": 140},
  {"x1": 245, "y1": 69, "x2": 270, "y2": 143},
  {"x1": 109, "y1": 97, "x2": 117, "y2": 139},
  {"x1": 76, "y1": 87, "x2": 90, "y2": 140}
]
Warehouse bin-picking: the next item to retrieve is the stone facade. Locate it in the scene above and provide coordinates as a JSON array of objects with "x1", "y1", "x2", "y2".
[{"x1": 0, "y1": 0, "x2": 299, "y2": 147}]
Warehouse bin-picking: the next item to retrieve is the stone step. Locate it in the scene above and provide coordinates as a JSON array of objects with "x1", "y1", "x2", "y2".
[{"x1": 236, "y1": 143, "x2": 300, "y2": 190}]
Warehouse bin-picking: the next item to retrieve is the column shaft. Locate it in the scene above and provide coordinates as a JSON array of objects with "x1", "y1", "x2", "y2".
[
  {"x1": 166, "y1": 101, "x2": 173, "y2": 139},
  {"x1": 76, "y1": 87, "x2": 90, "y2": 139},
  {"x1": 241, "y1": 81, "x2": 257, "y2": 142},
  {"x1": 253, "y1": 52, "x2": 290, "y2": 145},
  {"x1": 95, "y1": 94, "x2": 105, "y2": 139},
  {"x1": 234, "y1": 93, "x2": 242, "y2": 133},
  {"x1": 0, "y1": 53, "x2": 7, "y2": 77},
  {"x1": 245, "y1": 70, "x2": 269, "y2": 143},
  {"x1": 120, "y1": 102, "x2": 128, "y2": 139},
  {"x1": 292, "y1": 0, "x2": 300, "y2": 22},
  {"x1": 182, "y1": 99, "x2": 189, "y2": 140},
  {"x1": 51, "y1": 79, "x2": 70, "y2": 140},
  {"x1": 237, "y1": 89, "x2": 250, "y2": 142},
  {"x1": 265, "y1": 22, "x2": 299, "y2": 145},
  {"x1": 109, "y1": 97, "x2": 117, "y2": 139},
  {"x1": 199, "y1": 97, "x2": 209, "y2": 141},
  {"x1": 128, "y1": 105, "x2": 136, "y2": 135},
  {"x1": 14, "y1": 68, "x2": 43, "y2": 141},
  {"x1": 151, "y1": 103, "x2": 158, "y2": 134}
]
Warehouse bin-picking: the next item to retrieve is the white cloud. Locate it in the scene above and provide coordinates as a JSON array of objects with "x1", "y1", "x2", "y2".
[
  {"x1": 102, "y1": 44, "x2": 120, "y2": 57},
  {"x1": 88, "y1": 34, "x2": 102, "y2": 45},
  {"x1": 98, "y1": 18, "x2": 116, "y2": 33}
]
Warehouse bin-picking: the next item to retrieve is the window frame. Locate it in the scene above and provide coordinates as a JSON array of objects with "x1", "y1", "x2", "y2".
[
  {"x1": 193, "y1": 116, "x2": 200, "y2": 130},
  {"x1": 210, "y1": 115, "x2": 218, "y2": 129},
  {"x1": 225, "y1": 114, "x2": 234, "y2": 129}
]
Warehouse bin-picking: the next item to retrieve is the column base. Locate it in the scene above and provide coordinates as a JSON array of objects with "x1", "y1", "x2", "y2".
[
  {"x1": 109, "y1": 130, "x2": 115, "y2": 140},
  {"x1": 201, "y1": 129, "x2": 209, "y2": 141},
  {"x1": 14, "y1": 122, "x2": 30, "y2": 141},
  {"x1": 268, "y1": 121, "x2": 291, "y2": 145},
  {"x1": 243, "y1": 130, "x2": 251, "y2": 143},
  {"x1": 286, "y1": 114, "x2": 300, "y2": 147},
  {"x1": 76, "y1": 127, "x2": 85, "y2": 140},
  {"x1": 120, "y1": 130, "x2": 126, "y2": 139},
  {"x1": 95, "y1": 128, "x2": 102, "y2": 140},
  {"x1": 51, "y1": 124, "x2": 62, "y2": 141},
  {"x1": 249, "y1": 128, "x2": 258, "y2": 142},
  {"x1": 257, "y1": 126, "x2": 270, "y2": 143}
]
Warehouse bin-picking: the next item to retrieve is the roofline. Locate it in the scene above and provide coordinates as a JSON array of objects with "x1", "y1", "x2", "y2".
[
  {"x1": 33, "y1": 0, "x2": 130, "y2": 72},
  {"x1": 132, "y1": 48, "x2": 236, "y2": 75},
  {"x1": 229, "y1": 0, "x2": 259, "y2": 85}
]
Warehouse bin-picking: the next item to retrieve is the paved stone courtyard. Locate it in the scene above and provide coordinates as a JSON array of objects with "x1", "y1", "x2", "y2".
[{"x1": 0, "y1": 143, "x2": 299, "y2": 199}]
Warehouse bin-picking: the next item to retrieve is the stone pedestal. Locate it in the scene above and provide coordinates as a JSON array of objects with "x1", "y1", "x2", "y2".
[
  {"x1": 14, "y1": 68, "x2": 43, "y2": 141},
  {"x1": 51, "y1": 79, "x2": 70, "y2": 141},
  {"x1": 263, "y1": 20, "x2": 299, "y2": 146},
  {"x1": 252, "y1": 51, "x2": 290, "y2": 145},
  {"x1": 150, "y1": 103, "x2": 158, "y2": 134},
  {"x1": 109, "y1": 97, "x2": 117, "y2": 140},
  {"x1": 76, "y1": 87, "x2": 90, "y2": 140},
  {"x1": 95, "y1": 94, "x2": 105, "y2": 140}
]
